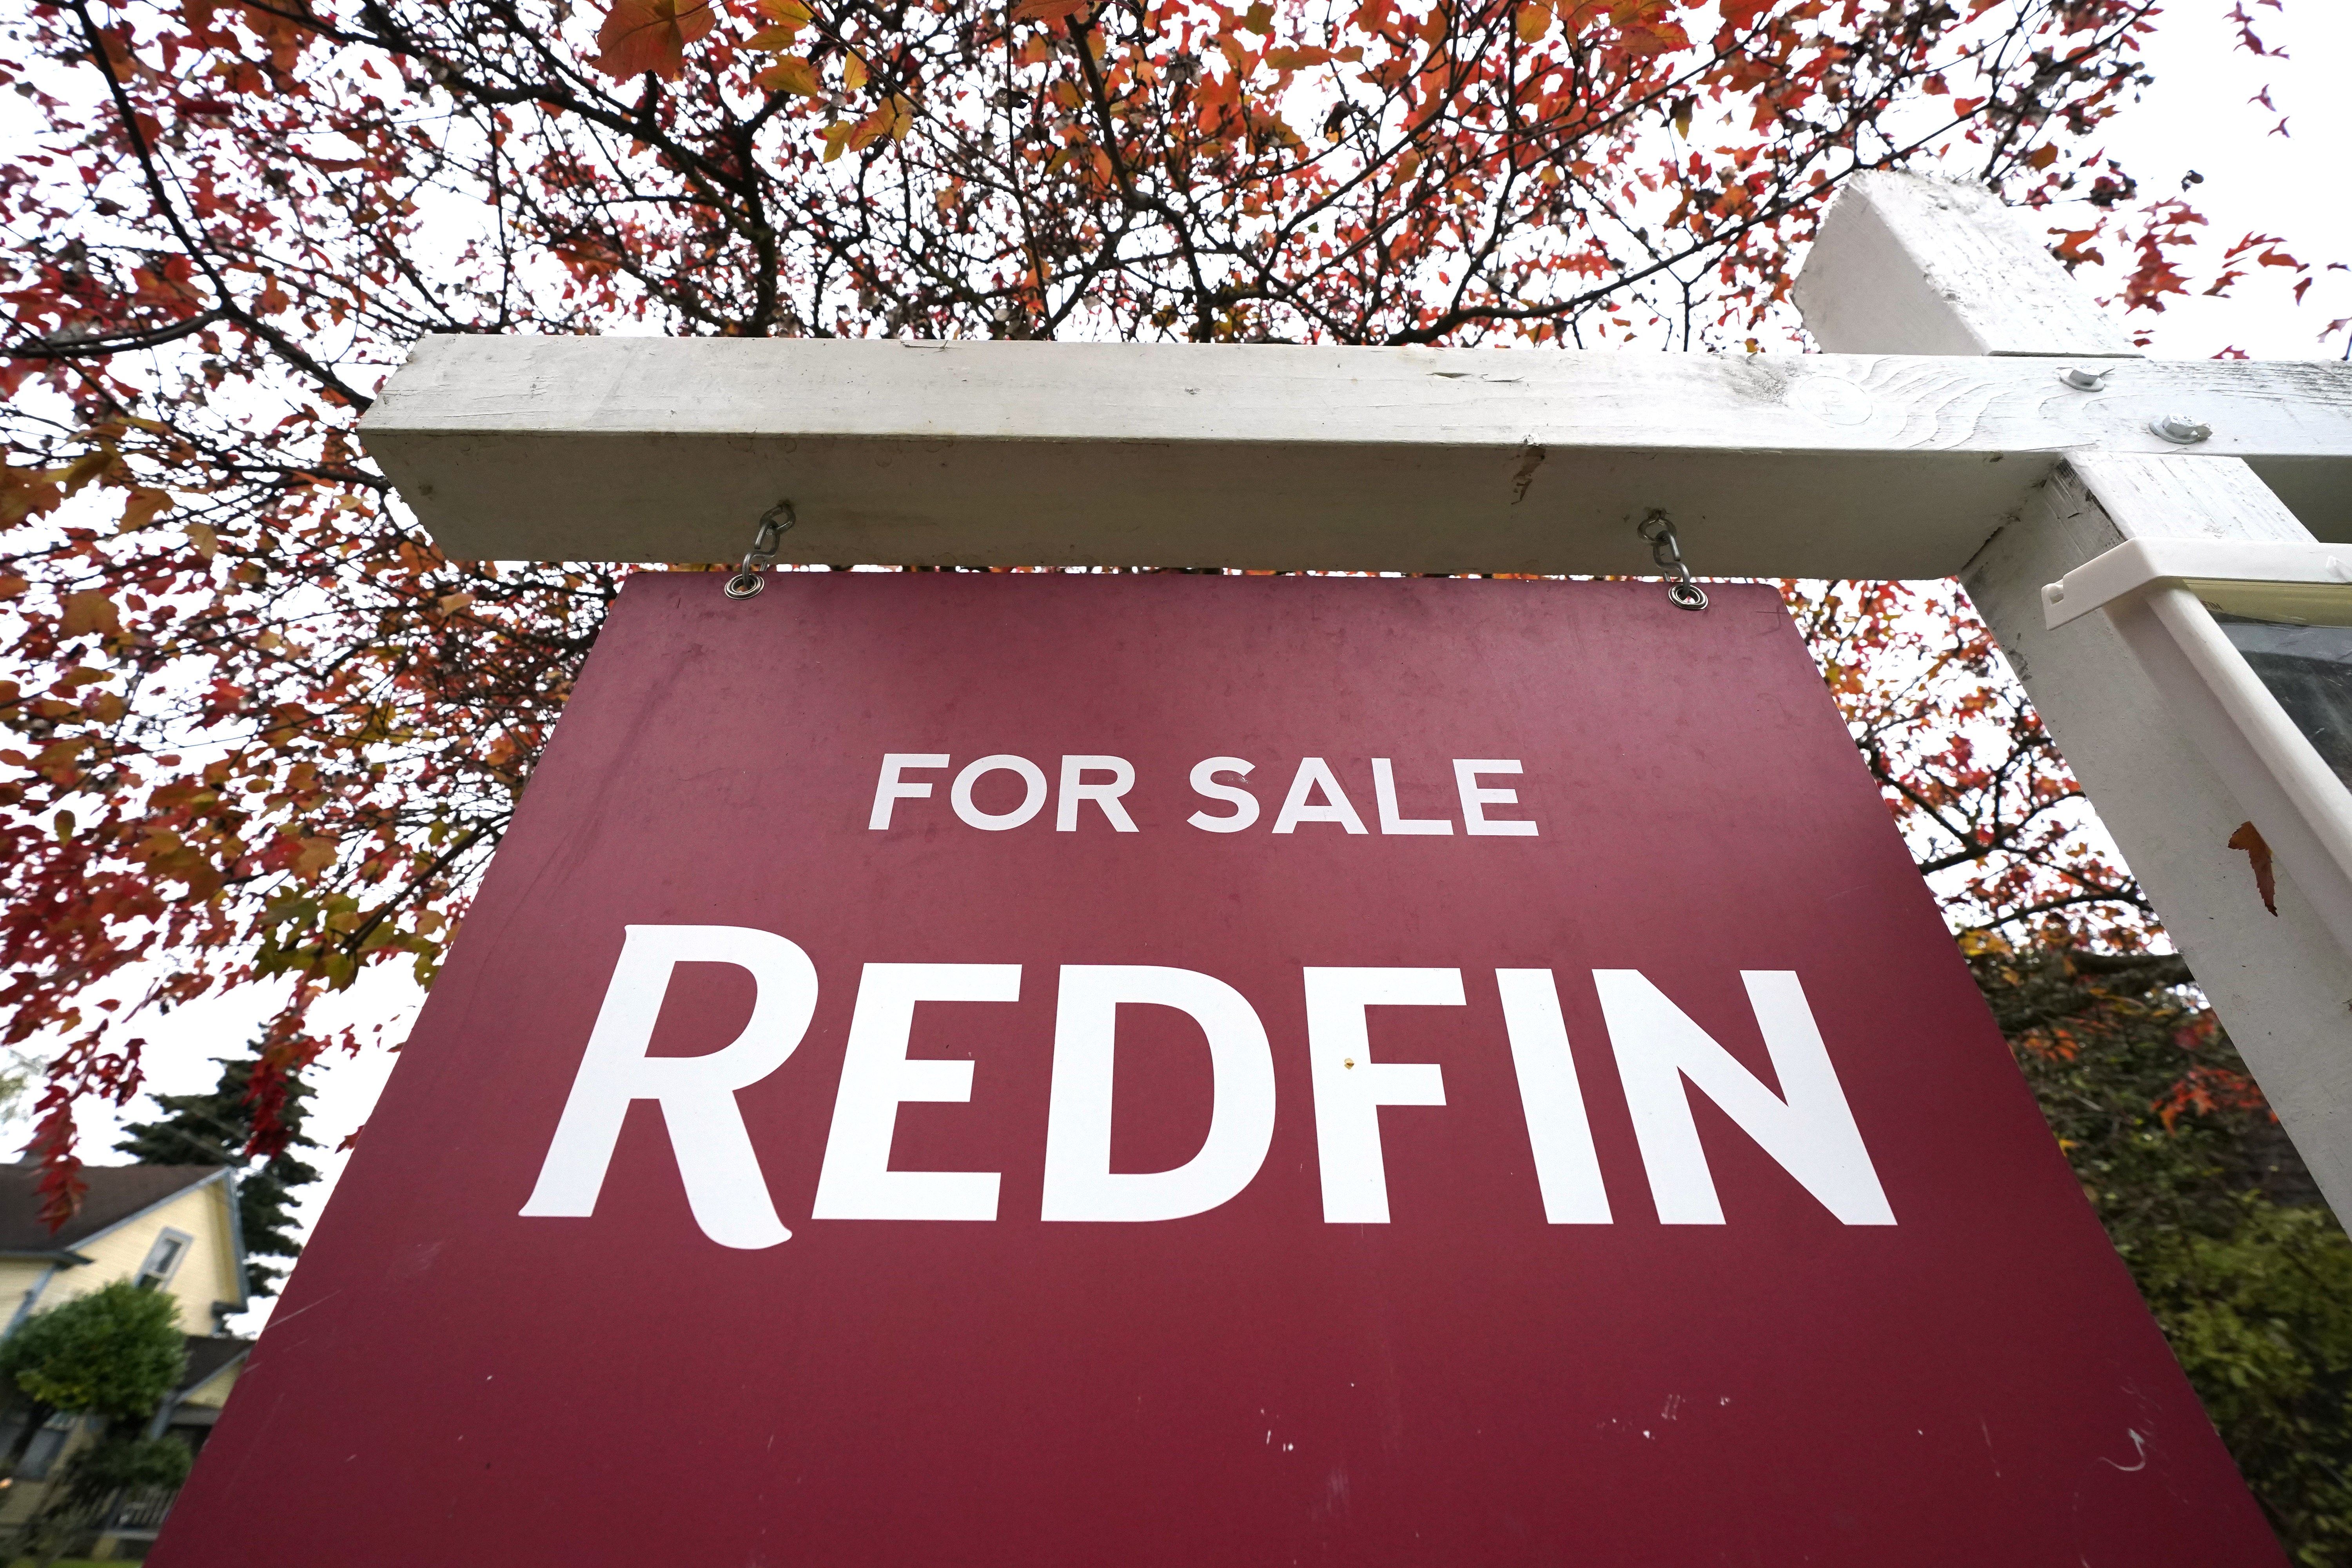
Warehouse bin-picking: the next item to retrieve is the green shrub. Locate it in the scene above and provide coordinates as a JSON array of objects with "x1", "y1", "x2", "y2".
[{"x1": 0, "y1": 1282, "x2": 186, "y2": 1426}]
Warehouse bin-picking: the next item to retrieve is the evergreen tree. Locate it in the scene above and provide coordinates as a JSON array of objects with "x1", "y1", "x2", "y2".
[{"x1": 115, "y1": 1058, "x2": 320, "y2": 1299}]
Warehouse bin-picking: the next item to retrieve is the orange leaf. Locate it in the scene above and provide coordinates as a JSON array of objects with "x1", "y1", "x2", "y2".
[
  {"x1": 847, "y1": 103, "x2": 894, "y2": 151},
  {"x1": 60, "y1": 590, "x2": 122, "y2": 640},
  {"x1": 843, "y1": 53, "x2": 869, "y2": 91},
  {"x1": 747, "y1": 0, "x2": 809, "y2": 43},
  {"x1": 2227, "y1": 820, "x2": 2278, "y2": 915},
  {"x1": 119, "y1": 486, "x2": 172, "y2": 532},
  {"x1": 595, "y1": 0, "x2": 715, "y2": 82},
  {"x1": 293, "y1": 835, "x2": 339, "y2": 880},
  {"x1": 0, "y1": 463, "x2": 65, "y2": 527},
  {"x1": 1514, "y1": 6, "x2": 1548, "y2": 41},
  {"x1": 62, "y1": 447, "x2": 118, "y2": 494},
  {"x1": 1010, "y1": 0, "x2": 1092, "y2": 25},
  {"x1": 756, "y1": 55, "x2": 822, "y2": 94}
]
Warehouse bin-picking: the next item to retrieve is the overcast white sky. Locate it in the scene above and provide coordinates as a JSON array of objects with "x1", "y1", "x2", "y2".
[
  {"x1": 2053, "y1": 1, "x2": 2350, "y2": 362},
  {"x1": 16, "y1": 0, "x2": 2347, "y2": 1335}
]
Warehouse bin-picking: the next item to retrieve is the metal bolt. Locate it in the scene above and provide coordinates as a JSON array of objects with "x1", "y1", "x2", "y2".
[
  {"x1": 2057, "y1": 366, "x2": 2114, "y2": 391},
  {"x1": 2150, "y1": 413, "x2": 2213, "y2": 445}
]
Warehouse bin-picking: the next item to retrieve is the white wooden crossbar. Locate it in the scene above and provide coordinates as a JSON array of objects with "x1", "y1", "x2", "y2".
[
  {"x1": 361, "y1": 336, "x2": 2352, "y2": 574},
  {"x1": 357, "y1": 171, "x2": 2352, "y2": 1219}
]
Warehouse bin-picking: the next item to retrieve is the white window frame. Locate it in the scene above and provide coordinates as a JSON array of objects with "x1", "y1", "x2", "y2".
[{"x1": 135, "y1": 1227, "x2": 193, "y2": 1291}]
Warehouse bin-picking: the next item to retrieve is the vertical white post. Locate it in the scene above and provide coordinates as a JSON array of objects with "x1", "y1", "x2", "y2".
[{"x1": 1798, "y1": 173, "x2": 2352, "y2": 1218}]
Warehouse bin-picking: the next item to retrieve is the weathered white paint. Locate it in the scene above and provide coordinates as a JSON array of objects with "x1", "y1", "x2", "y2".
[
  {"x1": 1791, "y1": 171, "x2": 2141, "y2": 359},
  {"x1": 1798, "y1": 172, "x2": 2352, "y2": 1217},
  {"x1": 358, "y1": 334, "x2": 2352, "y2": 572}
]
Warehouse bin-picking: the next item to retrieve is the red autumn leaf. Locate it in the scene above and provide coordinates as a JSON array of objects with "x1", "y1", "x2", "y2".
[
  {"x1": 595, "y1": 0, "x2": 715, "y2": 81},
  {"x1": 29, "y1": 1107, "x2": 85, "y2": 1230},
  {"x1": 2227, "y1": 820, "x2": 2278, "y2": 915},
  {"x1": 2154, "y1": 1063, "x2": 2269, "y2": 1132}
]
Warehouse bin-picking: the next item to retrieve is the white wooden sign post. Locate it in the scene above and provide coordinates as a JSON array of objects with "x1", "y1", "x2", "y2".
[
  {"x1": 359, "y1": 171, "x2": 2352, "y2": 1218},
  {"x1": 1795, "y1": 177, "x2": 2352, "y2": 1223}
]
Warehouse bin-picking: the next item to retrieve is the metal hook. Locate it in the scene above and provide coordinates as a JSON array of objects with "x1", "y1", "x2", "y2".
[
  {"x1": 724, "y1": 501, "x2": 797, "y2": 599},
  {"x1": 1637, "y1": 511, "x2": 1708, "y2": 612}
]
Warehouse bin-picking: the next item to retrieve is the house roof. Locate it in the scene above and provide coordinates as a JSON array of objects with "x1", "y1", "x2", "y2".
[
  {"x1": 0, "y1": 1161, "x2": 227, "y2": 1254},
  {"x1": 177, "y1": 1333, "x2": 252, "y2": 1396}
]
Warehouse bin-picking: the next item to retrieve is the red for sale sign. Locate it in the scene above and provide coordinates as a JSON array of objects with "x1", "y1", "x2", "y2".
[{"x1": 158, "y1": 574, "x2": 2279, "y2": 1566}]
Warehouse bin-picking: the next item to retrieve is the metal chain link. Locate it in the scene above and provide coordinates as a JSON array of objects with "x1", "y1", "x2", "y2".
[{"x1": 1637, "y1": 511, "x2": 1708, "y2": 612}]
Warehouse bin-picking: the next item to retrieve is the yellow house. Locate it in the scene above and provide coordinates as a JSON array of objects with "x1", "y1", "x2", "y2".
[
  {"x1": 0, "y1": 1162, "x2": 254, "y2": 1559},
  {"x1": 0, "y1": 1162, "x2": 249, "y2": 1339}
]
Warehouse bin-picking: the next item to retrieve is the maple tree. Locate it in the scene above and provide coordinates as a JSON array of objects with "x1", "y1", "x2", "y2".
[
  {"x1": 0, "y1": 0, "x2": 2299, "y2": 1178},
  {"x1": 0, "y1": 0, "x2": 2190, "y2": 1212}
]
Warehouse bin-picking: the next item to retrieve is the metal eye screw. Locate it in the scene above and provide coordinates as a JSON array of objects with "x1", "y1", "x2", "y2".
[
  {"x1": 724, "y1": 501, "x2": 797, "y2": 599},
  {"x1": 1638, "y1": 512, "x2": 1708, "y2": 613}
]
